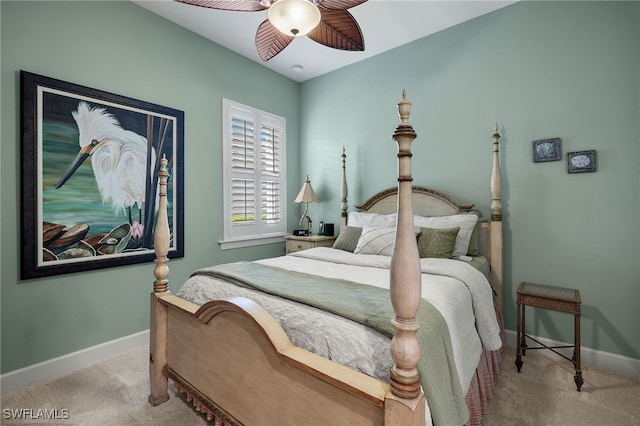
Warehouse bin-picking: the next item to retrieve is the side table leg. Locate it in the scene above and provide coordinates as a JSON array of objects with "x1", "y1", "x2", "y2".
[
  {"x1": 515, "y1": 302, "x2": 523, "y2": 372},
  {"x1": 574, "y1": 313, "x2": 583, "y2": 391},
  {"x1": 521, "y1": 304, "x2": 527, "y2": 356},
  {"x1": 574, "y1": 371, "x2": 583, "y2": 392}
]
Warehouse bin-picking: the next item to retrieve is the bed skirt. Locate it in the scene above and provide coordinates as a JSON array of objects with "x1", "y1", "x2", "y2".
[{"x1": 465, "y1": 302, "x2": 505, "y2": 426}]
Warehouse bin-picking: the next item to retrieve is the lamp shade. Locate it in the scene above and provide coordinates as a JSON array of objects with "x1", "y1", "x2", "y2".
[
  {"x1": 295, "y1": 175, "x2": 319, "y2": 204},
  {"x1": 268, "y1": 0, "x2": 321, "y2": 37}
]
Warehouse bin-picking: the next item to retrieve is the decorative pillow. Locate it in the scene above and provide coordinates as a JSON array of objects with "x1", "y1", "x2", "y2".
[
  {"x1": 332, "y1": 226, "x2": 362, "y2": 252},
  {"x1": 416, "y1": 227, "x2": 460, "y2": 258},
  {"x1": 353, "y1": 227, "x2": 397, "y2": 256},
  {"x1": 347, "y1": 211, "x2": 396, "y2": 229},
  {"x1": 413, "y1": 214, "x2": 478, "y2": 258}
]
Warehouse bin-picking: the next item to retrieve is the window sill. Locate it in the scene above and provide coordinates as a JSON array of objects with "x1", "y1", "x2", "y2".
[{"x1": 219, "y1": 234, "x2": 286, "y2": 250}]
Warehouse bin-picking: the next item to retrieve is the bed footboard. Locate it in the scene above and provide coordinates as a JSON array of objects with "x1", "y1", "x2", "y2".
[{"x1": 151, "y1": 293, "x2": 393, "y2": 425}]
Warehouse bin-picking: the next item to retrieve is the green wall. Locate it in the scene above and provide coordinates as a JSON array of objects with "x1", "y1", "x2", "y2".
[
  {"x1": 1, "y1": 0, "x2": 638, "y2": 376},
  {"x1": 0, "y1": 1, "x2": 300, "y2": 373},
  {"x1": 300, "y1": 1, "x2": 639, "y2": 360}
]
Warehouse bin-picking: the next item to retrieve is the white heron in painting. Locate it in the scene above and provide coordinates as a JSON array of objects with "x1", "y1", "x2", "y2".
[{"x1": 56, "y1": 101, "x2": 157, "y2": 221}]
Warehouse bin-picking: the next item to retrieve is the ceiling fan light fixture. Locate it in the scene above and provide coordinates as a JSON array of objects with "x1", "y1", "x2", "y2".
[{"x1": 268, "y1": 0, "x2": 321, "y2": 37}]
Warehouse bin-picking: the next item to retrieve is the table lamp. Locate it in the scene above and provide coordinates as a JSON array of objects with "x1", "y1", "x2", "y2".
[{"x1": 294, "y1": 175, "x2": 318, "y2": 234}]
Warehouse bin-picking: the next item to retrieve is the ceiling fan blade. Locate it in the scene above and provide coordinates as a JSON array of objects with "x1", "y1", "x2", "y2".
[
  {"x1": 307, "y1": 8, "x2": 364, "y2": 51},
  {"x1": 316, "y1": 0, "x2": 367, "y2": 10},
  {"x1": 175, "y1": 0, "x2": 268, "y2": 12},
  {"x1": 255, "y1": 19, "x2": 295, "y2": 61}
]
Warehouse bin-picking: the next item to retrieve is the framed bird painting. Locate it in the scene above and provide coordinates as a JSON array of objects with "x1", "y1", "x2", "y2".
[{"x1": 20, "y1": 71, "x2": 184, "y2": 279}]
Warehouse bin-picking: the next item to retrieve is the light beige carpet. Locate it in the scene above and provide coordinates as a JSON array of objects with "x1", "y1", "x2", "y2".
[
  {"x1": 1, "y1": 346, "x2": 209, "y2": 425},
  {"x1": 1, "y1": 345, "x2": 638, "y2": 425},
  {"x1": 482, "y1": 346, "x2": 639, "y2": 425}
]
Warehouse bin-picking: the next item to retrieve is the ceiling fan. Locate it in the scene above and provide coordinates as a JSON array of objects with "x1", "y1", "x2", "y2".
[{"x1": 175, "y1": 0, "x2": 367, "y2": 61}]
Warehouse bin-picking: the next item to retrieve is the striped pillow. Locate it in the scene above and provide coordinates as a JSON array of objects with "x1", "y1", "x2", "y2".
[{"x1": 354, "y1": 227, "x2": 397, "y2": 256}]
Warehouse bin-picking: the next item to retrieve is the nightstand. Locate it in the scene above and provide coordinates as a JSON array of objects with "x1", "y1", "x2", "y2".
[{"x1": 285, "y1": 234, "x2": 337, "y2": 254}]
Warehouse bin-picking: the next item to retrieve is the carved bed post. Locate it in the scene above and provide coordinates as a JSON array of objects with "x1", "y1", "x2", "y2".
[
  {"x1": 149, "y1": 155, "x2": 170, "y2": 406},
  {"x1": 340, "y1": 147, "x2": 349, "y2": 232},
  {"x1": 385, "y1": 90, "x2": 426, "y2": 425},
  {"x1": 490, "y1": 124, "x2": 503, "y2": 314},
  {"x1": 153, "y1": 155, "x2": 171, "y2": 294}
]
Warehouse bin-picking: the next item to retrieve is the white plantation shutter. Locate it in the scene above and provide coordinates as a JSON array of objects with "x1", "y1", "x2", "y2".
[
  {"x1": 260, "y1": 124, "x2": 282, "y2": 224},
  {"x1": 222, "y1": 99, "x2": 286, "y2": 248},
  {"x1": 230, "y1": 116, "x2": 256, "y2": 225},
  {"x1": 261, "y1": 180, "x2": 280, "y2": 224},
  {"x1": 231, "y1": 117, "x2": 255, "y2": 173},
  {"x1": 231, "y1": 178, "x2": 255, "y2": 225}
]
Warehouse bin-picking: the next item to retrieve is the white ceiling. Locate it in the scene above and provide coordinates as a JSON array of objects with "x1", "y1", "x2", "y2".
[{"x1": 133, "y1": 0, "x2": 515, "y2": 82}]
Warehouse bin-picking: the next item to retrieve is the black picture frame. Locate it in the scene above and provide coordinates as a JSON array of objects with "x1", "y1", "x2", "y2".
[
  {"x1": 20, "y1": 71, "x2": 184, "y2": 279},
  {"x1": 567, "y1": 150, "x2": 597, "y2": 174},
  {"x1": 532, "y1": 138, "x2": 561, "y2": 162}
]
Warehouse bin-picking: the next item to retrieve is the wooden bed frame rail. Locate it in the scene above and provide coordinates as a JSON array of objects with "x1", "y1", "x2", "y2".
[{"x1": 148, "y1": 92, "x2": 502, "y2": 425}]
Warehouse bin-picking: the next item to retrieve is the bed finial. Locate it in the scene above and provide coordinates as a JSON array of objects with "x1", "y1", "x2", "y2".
[
  {"x1": 389, "y1": 90, "x2": 423, "y2": 403},
  {"x1": 394, "y1": 91, "x2": 417, "y2": 152},
  {"x1": 153, "y1": 154, "x2": 170, "y2": 293},
  {"x1": 398, "y1": 88, "x2": 412, "y2": 124}
]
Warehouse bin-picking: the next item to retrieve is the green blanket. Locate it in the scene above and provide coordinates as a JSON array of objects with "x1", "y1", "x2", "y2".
[{"x1": 192, "y1": 261, "x2": 468, "y2": 425}]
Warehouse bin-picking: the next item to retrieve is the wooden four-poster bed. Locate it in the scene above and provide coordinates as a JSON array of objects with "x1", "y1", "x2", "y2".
[{"x1": 148, "y1": 91, "x2": 504, "y2": 425}]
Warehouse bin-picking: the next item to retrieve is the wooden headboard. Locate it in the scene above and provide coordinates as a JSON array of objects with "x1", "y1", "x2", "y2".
[{"x1": 356, "y1": 185, "x2": 474, "y2": 216}]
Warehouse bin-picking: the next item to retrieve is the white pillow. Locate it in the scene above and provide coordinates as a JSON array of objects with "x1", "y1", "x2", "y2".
[
  {"x1": 413, "y1": 214, "x2": 478, "y2": 258},
  {"x1": 353, "y1": 227, "x2": 397, "y2": 256},
  {"x1": 347, "y1": 211, "x2": 396, "y2": 228}
]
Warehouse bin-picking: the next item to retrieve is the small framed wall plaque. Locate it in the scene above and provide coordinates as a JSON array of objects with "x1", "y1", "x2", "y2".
[
  {"x1": 567, "y1": 150, "x2": 597, "y2": 173},
  {"x1": 532, "y1": 138, "x2": 561, "y2": 162}
]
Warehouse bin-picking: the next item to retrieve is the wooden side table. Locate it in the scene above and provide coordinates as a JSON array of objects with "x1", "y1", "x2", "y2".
[
  {"x1": 516, "y1": 281, "x2": 583, "y2": 391},
  {"x1": 285, "y1": 234, "x2": 337, "y2": 254}
]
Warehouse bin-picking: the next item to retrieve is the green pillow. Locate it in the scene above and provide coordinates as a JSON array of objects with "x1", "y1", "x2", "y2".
[
  {"x1": 332, "y1": 226, "x2": 362, "y2": 252},
  {"x1": 416, "y1": 227, "x2": 460, "y2": 258}
]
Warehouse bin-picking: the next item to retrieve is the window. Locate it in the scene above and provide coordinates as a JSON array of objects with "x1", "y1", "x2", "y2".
[{"x1": 221, "y1": 99, "x2": 286, "y2": 249}]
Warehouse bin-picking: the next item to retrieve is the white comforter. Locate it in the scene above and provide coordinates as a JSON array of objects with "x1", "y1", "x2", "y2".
[{"x1": 177, "y1": 247, "x2": 501, "y2": 399}]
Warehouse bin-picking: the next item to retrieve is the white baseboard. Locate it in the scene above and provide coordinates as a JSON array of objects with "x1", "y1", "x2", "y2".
[
  {"x1": 504, "y1": 329, "x2": 640, "y2": 378},
  {"x1": 2, "y1": 328, "x2": 637, "y2": 395},
  {"x1": 1, "y1": 330, "x2": 149, "y2": 395}
]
